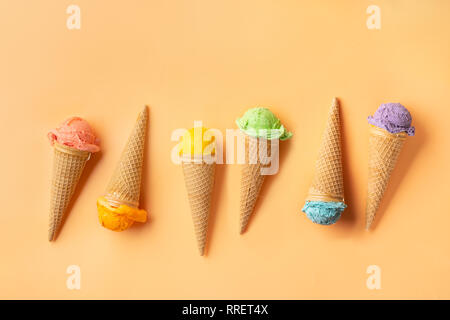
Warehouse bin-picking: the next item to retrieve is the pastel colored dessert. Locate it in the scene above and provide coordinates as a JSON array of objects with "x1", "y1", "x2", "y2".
[
  {"x1": 48, "y1": 117, "x2": 100, "y2": 241},
  {"x1": 97, "y1": 107, "x2": 148, "y2": 232},
  {"x1": 180, "y1": 127, "x2": 216, "y2": 256},
  {"x1": 236, "y1": 107, "x2": 292, "y2": 141},
  {"x1": 48, "y1": 117, "x2": 100, "y2": 153},
  {"x1": 302, "y1": 98, "x2": 346, "y2": 225},
  {"x1": 368, "y1": 103, "x2": 415, "y2": 136},
  {"x1": 236, "y1": 107, "x2": 292, "y2": 233},
  {"x1": 366, "y1": 103, "x2": 415, "y2": 229}
]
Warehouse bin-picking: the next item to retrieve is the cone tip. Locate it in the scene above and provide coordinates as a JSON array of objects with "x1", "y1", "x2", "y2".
[
  {"x1": 365, "y1": 216, "x2": 373, "y2": 230},
  {"x1": 332, "y1": 97, "x2": 339, "y2": 108},
  {"x1": 140, "y1": 105, "x2": 149, "y2": 117}
]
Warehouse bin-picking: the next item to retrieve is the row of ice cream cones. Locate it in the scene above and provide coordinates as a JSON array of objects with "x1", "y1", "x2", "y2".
[{"x1": 48, "y1": 100, "x2": 414, "y2": 256}]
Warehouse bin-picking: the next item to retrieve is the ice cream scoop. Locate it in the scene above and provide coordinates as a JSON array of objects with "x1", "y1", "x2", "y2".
[
  {"x1": 302, "y1": 201, "x2": 346, "y2": 225},
  {"x1": 367, "y1": 103, "x2": 415, "y2": 136},
  {"x1": 48, "y1": 117, "x2": 100, "y2": 153},
  {"x1": 180, "y1": 127, "x2": 215, "y2": 156},
  {"x1": 236, "y1": 107, "x2": 292, "y2": 141},
  {"x1": 97, "y1": 197, "x2": 147, "y2": 231}
]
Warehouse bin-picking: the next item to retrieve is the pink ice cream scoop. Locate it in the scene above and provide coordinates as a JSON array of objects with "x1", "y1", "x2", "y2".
[{"x1": 48, "y1": 117, "x2": 100, "y2": 153}]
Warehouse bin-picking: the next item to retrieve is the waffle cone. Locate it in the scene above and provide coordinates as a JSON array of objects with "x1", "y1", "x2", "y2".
[
  {"x1": 306, "y1": 98, "x2": 344, "y2": 203},
  {"x1": 49, "y1": 143, "x2": 91, "y2": 241},
  {"x1": 366, "y1": 125, "x2": 406, "y2": 229},
  {"x1": 182, "y1": 159, "x2": 215, "y2": 255},
  {"x1": 239, "y1": 135, "x2": 272, "y2": 234},
  {"x1": 104, "y1": 106, "x2": 148, "y2": 208}
]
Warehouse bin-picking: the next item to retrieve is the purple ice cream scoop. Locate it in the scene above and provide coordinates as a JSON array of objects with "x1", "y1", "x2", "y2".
[{"x1": 368, "y1": 103, "x2": 415, "y2": 136}]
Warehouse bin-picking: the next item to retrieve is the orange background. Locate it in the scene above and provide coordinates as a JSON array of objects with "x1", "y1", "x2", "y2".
[{"x1": 1, "y1": 0, "x2": 449, "y2": 299}]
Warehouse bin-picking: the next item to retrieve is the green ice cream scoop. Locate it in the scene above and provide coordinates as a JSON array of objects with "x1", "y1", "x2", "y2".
[{"x1": 236, "y1": 107, "x2": 293, "y2": 140}]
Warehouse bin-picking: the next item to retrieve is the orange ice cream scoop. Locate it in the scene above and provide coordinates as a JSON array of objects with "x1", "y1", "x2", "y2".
[{"x1": 97, "y1": 197, "x2": 147, "y2": 232}]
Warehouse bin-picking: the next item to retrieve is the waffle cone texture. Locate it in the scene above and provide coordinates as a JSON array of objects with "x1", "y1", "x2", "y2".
[
  {"x1": 239, "y1": 135, "x2": 272, "y2": 234},
  {"x1": 104, "y1": 107, "x2": 148, "y2": 208},
  {"x1": 306, "y1": 98, "x2": 344, "y2": 203},
  {"x1": 366, "y1": 125, "x2": 406, "y2": 229},
  {"x1": 182, "y1": 159, "x2": 215, "y2": 256},
  {"x1": 48, "y1": 143, "x2": 91, "y2": 241}
]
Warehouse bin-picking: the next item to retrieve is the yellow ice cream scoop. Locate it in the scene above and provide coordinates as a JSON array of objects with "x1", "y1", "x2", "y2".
[
  {"x1": 180, "y1": 127, "x2": 215, "y2": 156},
  {"x1": 97, "y1": 197, "x2": 147, "y2": 232}
]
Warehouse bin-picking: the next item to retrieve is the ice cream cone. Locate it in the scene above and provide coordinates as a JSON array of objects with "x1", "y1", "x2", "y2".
[
  {"x1": 239, "y1": 134, "x2": 272, "y2": 234},
  {"x1": 104, "y1": 106, "x2": 148, "y2": 209},
  {"x1": 182, "y1": 158, "x2": 215, "y2": 255},
  {"x1": 236, "y1": 107, "x2": 292, "y2": 232},
  {"x1": 366, "y1": 125, "x2": 406, "y2": 229},
  {"x1": 305, "y1": 97, "x2": 344, "y2": 203},
  {"x1": 49, "y1": 142, "x2": 91, "y2": 241}
]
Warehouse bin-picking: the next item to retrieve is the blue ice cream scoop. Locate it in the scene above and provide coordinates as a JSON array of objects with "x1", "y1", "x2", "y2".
[{"x1": 302, "y1": 201, "x2": 347, "y2": 225}]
